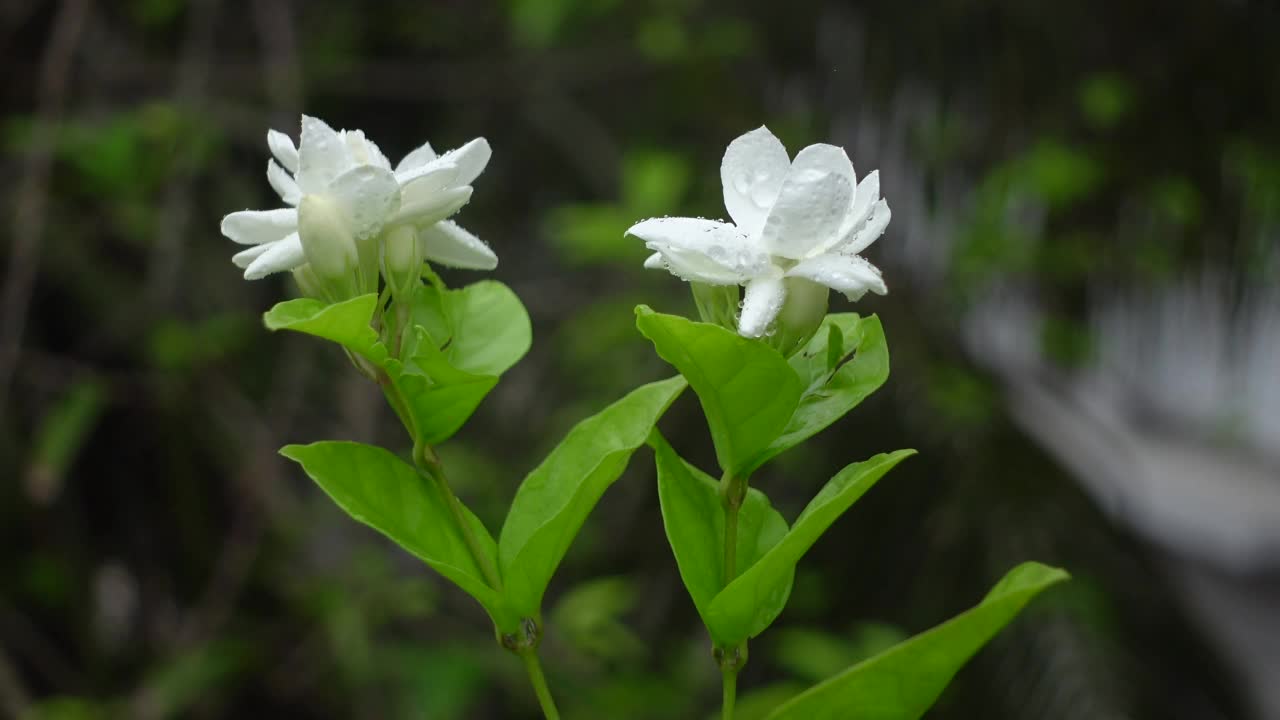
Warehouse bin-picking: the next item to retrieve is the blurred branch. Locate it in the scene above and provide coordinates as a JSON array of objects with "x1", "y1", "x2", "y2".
[
  {"x1": 0, "y1": 0, "x2": 92, "y2": 422},
  {"x1": 145, "y1": 0, "x2": 220, "y2": 305}
]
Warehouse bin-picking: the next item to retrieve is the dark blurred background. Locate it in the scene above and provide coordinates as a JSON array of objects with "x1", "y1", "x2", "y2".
[{"x1": 3, "y1": 0, "x2": 1279, "y2": 718}]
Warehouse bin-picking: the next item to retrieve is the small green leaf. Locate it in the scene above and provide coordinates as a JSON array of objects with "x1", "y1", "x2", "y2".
[
  {"x1": 824, "y1": 322, "x2": 843, "y2": 372},
  {"x1": 498, "y1": 376, "x2": 687, "y2": 620},
  {"x1": 280, "y1": 441, "x2": 514, "y2": 629},
  {"x1": 708, "y1": 451, "x2": 914, "y2": 641},
  {"x1": 636, "y1": 306, "x2": 802, "y2": 477},
  {"x1": 766, "y1": 562, "x2": 1070, "y2": 720},
  {"x1": 750, "y1": 314, "x2": 889, "y2": 473},
  {"x1": 401, "y1": 281, "x2": 530, "y2": 377},
  {"x1": 391, "y1": 327, "x2": 499, "y2": 445},
  {"x1": 263, "y1": 294, "x2": 385, "y2": 361},
  {"x1": 651, "y1": 432, "x2": 792, "y2": 646}
]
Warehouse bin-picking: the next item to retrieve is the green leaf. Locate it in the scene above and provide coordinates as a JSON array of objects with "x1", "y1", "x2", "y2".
[
  {"x1": 636, "y1": 306, "x2": 802, "y2": 477},
  {"x1": 498, "y1": 376, "x2": 687, "y2": 619},
  {"x1": 651, "y1": 432, "x2": 792, "y2": 646},
  {"x1": 280, "y1": 441, "x2": 514, "y2": 628},
  {"x1": 766, "y1": 562, "x2": 1070, "y2": 720},
  {"x1": 749, "y1": 314, "x2": 889, "y2": 473},
  {"x1": 391, "y1": 327, "x2": 499, "y2": 445},
  {"x1": 407, "y1": 281, "x2": 532, "y2": 377},
  {"x1": 263, "y1": 294, "x2": 385, "y2": 361},
  {"x1": 707, "y1": 451, "x2": 914, "y2": 641}
]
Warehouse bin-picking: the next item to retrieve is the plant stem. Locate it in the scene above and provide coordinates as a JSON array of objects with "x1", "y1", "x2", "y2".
[
  {"x1": 723, "y1": 499, "x2": 740, "y2": 587},
  {"x1": 519, "y1": 647, "x2": 561, "y2": 720},
  {"x1": 416, "y1": 445, "x2": 504, "y2": 592},
  {"x1": 721, "y1": 664, "x2": 737, "y2": 720}
]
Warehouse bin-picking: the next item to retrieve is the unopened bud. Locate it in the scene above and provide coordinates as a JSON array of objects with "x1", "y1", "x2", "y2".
[
  {"x1": 298, "y1": 194, "x2": 359, "y2": 296},
  {"x1": 382, "y1": 224, "x2": 422, "y2": 299},
  {"x1": 768, "y1": 277, "x2": 829, "y2": 357}
]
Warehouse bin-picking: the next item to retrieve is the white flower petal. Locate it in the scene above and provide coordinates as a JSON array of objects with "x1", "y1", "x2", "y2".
[
  {"x1": 417, "y1": 220, "x2": 498, "y2": 270},
  {"x1": 791, "y1": 143, "x2": 856, "y2": 190},
  {"x1": 325, "y1": 165, "x2": 401, "y2": 240},
  {"x1": 434, "y1": 138, "x2": 491, "y2": 187},
  {"x1": 760, "y1": 168, "x2": 852, "y2": 259},
  {"x1": 786, "y1": 253, "x2": 887, "y2": 300},
  {"x1": 296, "y1": 116, "x2": 350, "y2": 194},
  {"x1": 394, "y1": 159, "x2": 459, "y2": 190},
  {"x1": 231, "y1": 242, "x2": 271, "y2": 268},
  {"x1": 220, "y1": 208, "x2": 298, "y2": 245},
  {"x1": 342, "y1": 129, "x2": 392, "y2": 170},
  {"x1": 393, "y1": 184, "x2": 472, "y2": 227},
  {"x1": 267, "y1": 129, "x2": 299, "y2": 173},
  {"x1": 244, "y1": 232, "x2": 306, "y2": 279},
  {"x1": 644, "y1": 252, "x2": 665, "y2": 270},
  {"x1": 627, "y1": 217, "x2": 768, "y2": 282},
  {"x1": 849, "y1": 170, "x2": 879, "y2": 227},
  {"x1": 395, "y1": 140, "x2": 437, "y2": 173},
  {"x1": 267, "y1": 159, "x2": 301, "y2": 205},
  {"x1": 720, "y1": 126, "x2": 791, "y2": 236},
  {"x1": 739, "y1": 275, "x2": 787, "y2": 338},
  {"x1": 841, "y1": 199, "x2": 890, "y2": 256}
]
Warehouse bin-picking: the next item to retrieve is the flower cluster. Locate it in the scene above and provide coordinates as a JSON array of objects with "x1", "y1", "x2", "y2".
[
  {"x1": 220, "y1": 116, "x2": 497, "y2": 299},
  {"x1": 627, "y1": 126, "x2": 890, "y2": 339}
]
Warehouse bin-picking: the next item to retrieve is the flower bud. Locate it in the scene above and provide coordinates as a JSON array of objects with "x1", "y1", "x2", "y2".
[
  {"x1": 291, "y1": 263, "x2": 325, "y2": 300},
  {"x1": 382, "y1": 224, "x2": 422, "y2": 299},
  {"x1": 691, "y1": 282, "x2": 740, "y2": 331},
  {"x1": 298, "y1": 194, "x2": 359, "y2": 298},
  {"x1": 768, "y1": 277, "x2": 829, "y2": 357}
]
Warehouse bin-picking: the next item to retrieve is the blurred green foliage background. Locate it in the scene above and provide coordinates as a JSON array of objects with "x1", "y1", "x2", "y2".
[{"x1": 2, "y1": 0, "x2": 1277, "y2": 718}]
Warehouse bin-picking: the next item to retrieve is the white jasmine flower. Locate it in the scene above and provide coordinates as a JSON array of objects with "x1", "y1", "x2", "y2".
[
  {"x1": 220, "y1": 115, "x2": 496, "y2": 283},
  {"x1": 627, "y1": 126, "x2": 890, "y2": 337}
]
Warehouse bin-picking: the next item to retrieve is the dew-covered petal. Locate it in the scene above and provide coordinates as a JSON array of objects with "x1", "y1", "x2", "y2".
[
  {"x1": 791, "y1": 143, "x2": 856, "y2": 191},
  {"x1": 785, "y1": 253, "x2": 887, "y2": 300},
  {"x1": 267, "y1": 159, "x2": 301, "y2": 205},
  {"x1": 395, "y1": 140, "x2": 437, "y2": 174},
  {"x1": 720, "y1": 126, "x2": 791, "y2": 236},
  {"x1": 849, "y1": 170, "x2": 879, "y2": 227},
  {"x1": 326, "y1": 165, "x2": 401, "y2": 240},
  {"x1": 342, "y1": 129, "x2": 392, "y2": 170},
  {"x1": 296, "y1": 116, "x2": 350, "y2": 194},
  {"x1": 220, "y1": 208, "x2": 298, "y2": 245},
  {"x1": 267, "y1": 129, "x2": 298, "y2": 173},
  {"x1": 392, "y1": 184, "x2": 472, "y2": 227},
  {"x1": 244, "y1": 232, "x2": 305, "y2": 279},
  {"x1": 760, "y1": 168, "x2": 852, "y2": 260},
  {"x1": 230, "y1": 242, "x2": 271, "y2": 268},
  {"x1": 739, "y1": 274, "x2": 787, "y2": 338},
  {"x1": 394, "y1": 159, "x2": 459, "y2": 190},
  {"x1": 626, "y1": 217, "x2": 769, "y2": 282},
  {"x1": 434, "y1": 138, "x2": 491, "y2": 186},
  {"x1": 840, "y1": 199, "x2": 890, "y2": 256},
  {"x1": 643, "y1": 252, "x2": 665, "y2": 270},
  {"x1": 417, "y1": 220, "x2": 498, "y2": 270}
]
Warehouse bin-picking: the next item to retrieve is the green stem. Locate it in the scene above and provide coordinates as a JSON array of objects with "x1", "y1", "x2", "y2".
[
  {"x1": 721, "y1": 664, "x2": 737, "y2": 720},
  {"x1": 416, "y1": 445, "x2": 504, "y2": 592},
  {"x1": 519, "y1": 648, "x2": 561, "y2": 720}
]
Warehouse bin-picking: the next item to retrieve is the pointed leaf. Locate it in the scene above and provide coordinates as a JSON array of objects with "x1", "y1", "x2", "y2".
[
  {"x1": 263, "y1": 294, "x2": 386, "y2": 361},
  {"x1": 391, "y1": 327, "x2": 498, "y2": 445},
  {"x1": 498, "y1": 376, "x2": 687, "y2": 619},
  {"x1": 708, "y1": 450, "x2": 914, "y2": 641},
  {"x1": 766, "y1": 562, "x2": 1070, "y2": 720},
  {"x1": 748, "y1": 314, "x2": 889, "y2": 474},
  {"x1": 442, "y1": 280, "x2": 532, "y2": 377},
  {"x1": 651, "y1": 432, "x2": 792, "y2": 646},
  {"x1": 636, "y1": 306, "x2": 802, "y2": 477},
  {"x1": 280, "y1": 441, "x2": 515, "y2": 629}
]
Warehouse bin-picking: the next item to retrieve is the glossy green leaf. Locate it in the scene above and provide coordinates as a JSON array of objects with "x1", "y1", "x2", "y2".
[
  {"x1": 404, "y1": 281, "x2": 532, "y2": 377},
  {"x1": 498, "y1": 376, "x2": 687, "y2": 619},
  {"x1": 748, "y1": 314, "x2": 889, "y2": 474},
  {"x1": 280, "y1": 441, "x2": 514, "y2": 628},
  {"x1": 636, "y1": 306, "x2": 802, "y2": 477},
  {"x1": 263, "y1": 293, "x2": 385, "y2": 361},
  {"x1": 708, "y1": 450, "x2": 914, "y2": 640},
  {"x1": 391, "y1": 327, "x2": 499, "y2": 445},
  {"x1": 651, "y1": 432, "x2": 792, "y2": 646},
  {"x1": 766, "y1": 562, "x2": 1070, "y2": 720}
]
